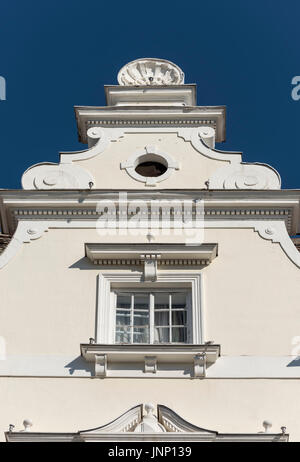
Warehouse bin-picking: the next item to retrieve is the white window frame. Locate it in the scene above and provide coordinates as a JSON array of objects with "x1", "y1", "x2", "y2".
[
  {"x1": 113, "y1": 289, "x2": 192, "y2": 345},
  {"x1": 96, "y1": 271, "x2": 203, "y2": 344}
]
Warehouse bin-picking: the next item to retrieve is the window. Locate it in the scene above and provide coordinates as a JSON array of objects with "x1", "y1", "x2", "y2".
[
  {"x1": 135, "y1": 161, "x2": 167, "y2": 177},
  {"x1": 114, "y1": 290, "x2": 190, "y2": 344}
]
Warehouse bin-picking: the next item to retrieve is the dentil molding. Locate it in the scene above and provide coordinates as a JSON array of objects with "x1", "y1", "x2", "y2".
[{"x1": 0, "y1": 218, "x2": 299, "y2": 271}]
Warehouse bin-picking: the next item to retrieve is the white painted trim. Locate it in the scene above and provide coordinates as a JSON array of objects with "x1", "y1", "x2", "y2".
[
  {"x1": 2, "y1": 355, "x2": 300, "y2": 378},
  {"x1": 80, "y1": 344, "x2": 220, "y2": 379},
  {"x1": 95, "y1": 271, "x2": 203, "y2": 345},
  {"x1": 5, "y1": 431, "x2": 289, "y2": 442}
]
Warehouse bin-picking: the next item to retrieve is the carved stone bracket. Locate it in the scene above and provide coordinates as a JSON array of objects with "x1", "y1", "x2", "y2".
[
  {"x1": 140, "y1": 254, "x2": 161, "y2": 282},
  {"x1": 0, "y1": 222, "x2": 48, "y2": 270},
  {"x1": 144, "y1": 356, "x2": 157, "y2": 374},
  {"x1": 254, "y1": 221, "x2": 300, "y2": 268},
  {"x1": 95, "y1": 354, "x2": 107, "y2": 378},
  {"x1": 193, "y1": 353, "x2": 206, "y2": 378}
]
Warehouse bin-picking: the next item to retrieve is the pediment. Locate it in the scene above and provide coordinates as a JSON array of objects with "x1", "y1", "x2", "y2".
[
  {"x1": 78, "y1": 403, "x2": 218, "y2": 436},
  {"x1": 5, "y1": 403, "x2": 289, "y2": 442},
  {"x1": 79, "y1": 404, "x2": 143, "y2": 434}
]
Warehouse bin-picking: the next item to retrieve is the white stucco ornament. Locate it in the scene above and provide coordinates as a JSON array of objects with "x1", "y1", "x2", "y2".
[
  {"x1": 117, "y1": 58, "x2": 185, "y2": 86},
  {"x1": 22, "y1": 163, "x2": 95, "y2": 190},
  {"x1": 134, "y1": 403, "x2": 166, "y2": 433}
]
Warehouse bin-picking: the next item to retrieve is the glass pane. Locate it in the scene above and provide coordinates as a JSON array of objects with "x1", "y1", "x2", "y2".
[
  {"x1": 154, "y1": 327, "x2": 170, "y2": 343},
  {"x1": 154, "y1": 310, "x2": 169, "y2": 326},
  {"x1": 172, "y1": 327, "x2": 186, "y2": 343},
  {"x1": 154, "y1": 292, "x2": 169, "y2": 310},
  {"x1": 116, "y1": 310, "x2": 131, "y2": 326},
  {"x1": 115, "y1": 326, "x2": 131, "y2": 343},
  {"x1": 134, "y1": 293, "x2": 149, "y2": 310},
  {"x1": 134, "y1": 311, "x2": 149, "y2": 326},
  {"x1": 116, "y1": 294, "x2": 131, "y2": 309},
  {"x1": 172, "y1": 310, "x2": 186, "y2": 325},
  {"x1": 171, "y1": 293, "x2": 186, "y2": 309},
  {"x1": 133, "y1": 327, "x2": 149, "y2": 343}
]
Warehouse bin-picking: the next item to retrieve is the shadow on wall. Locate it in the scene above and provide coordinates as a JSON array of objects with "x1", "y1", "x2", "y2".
[
  {"x1": 65, "y1": 356, "x2": 93, "y2": 375},
  {"x1": 69, "y1": 257, "x2": 141, "y2": 273},
  {"x1": 69, "y1": 257, "x2": 94, "y2": 270},
  {"x1": 287, "y1": 357, "x2": 300, "y2": 367}
]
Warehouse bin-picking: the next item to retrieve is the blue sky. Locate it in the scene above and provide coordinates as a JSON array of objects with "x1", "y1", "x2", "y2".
[{"x1": 1, "y1": 0, "x2": 300, "y2": 189}]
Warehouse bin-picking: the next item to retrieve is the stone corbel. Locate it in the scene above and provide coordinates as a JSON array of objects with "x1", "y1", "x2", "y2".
[
  {"x1": 193, "y1": 353, "x2": 206, "y2": 378},
  {"x1": 140, "y1": 254, "x2": 161, "y2": 282},
  {"x1": 95, "y1": 354, "x2": 107, "y2": 378},
  {"x1": 0, "y1": 222, "x2": 49, "y2": 270},
  {"x1": 254, "y1": 221, "x2": 300, "y2": 268},
  {"x1": 144, "y1": 356, "x2": 157, "y2": 374}
]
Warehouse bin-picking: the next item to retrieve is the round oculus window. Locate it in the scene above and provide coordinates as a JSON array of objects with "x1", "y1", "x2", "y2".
[{"x1": 135, "y1": 161, "x2": 167, "y2": 178}]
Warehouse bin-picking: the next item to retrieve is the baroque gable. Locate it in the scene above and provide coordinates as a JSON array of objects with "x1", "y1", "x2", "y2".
[{"x1": 20, "y1": 58, "x2": 280, "y2": 191}]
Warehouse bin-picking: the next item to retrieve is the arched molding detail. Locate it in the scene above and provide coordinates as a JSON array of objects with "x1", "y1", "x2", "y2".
[
  {"x1": 0, "y1": 222, "x2": 48, "y2": 269},
  {"x1": 21, "y1": 128, "x2": 125, "y2": 190},
  {"x1": 177, "y1": 127, "x2": 242, "y2": 162},
  {"x1": 60, "y1": 127, "x2": 125, "y2": 162},
  {"x1": 209, "y1": 162, "x2": 281, "y2": 190},
  {"x1": 22, "y1": 163, "x2": 95, "y2": 190},
  {"x1": 177, "y1": 127, "x2": 281, "y2": 189},
  {"x1": 80, "y1": 404, "x2": 143, "y2": 433}
]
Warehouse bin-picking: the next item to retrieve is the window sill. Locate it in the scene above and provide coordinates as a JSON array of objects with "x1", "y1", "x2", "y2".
[{"x1": 80, "y1": 343, "x2": 220, "y2": 379}]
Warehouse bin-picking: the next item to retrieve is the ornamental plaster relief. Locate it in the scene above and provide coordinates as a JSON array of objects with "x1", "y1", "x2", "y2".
[
  {"x1": 0, "y1": 222, "x2": 48, "y2": 270},
  {"x1": 21, "y1": 163, "x2": 95, "y2": 190},
  {"x1": 0, "y1": 215, "x2": 299, "y2": 272},
  {"x1": 21, "y1": 127, "x2": 281, "y2": 191}
]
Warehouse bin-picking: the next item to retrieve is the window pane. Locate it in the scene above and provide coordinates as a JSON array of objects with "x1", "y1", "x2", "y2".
[
  {"x1": 154, "y1": 310, "x2": 169, "y2": 326},
  {"x1": 172, "y1": 310, "x2": 186, "y2": 325},
  {"x1": 133, "y1": 327, "x2": 149, "y2": 343},
  {"x1": 134, "y1": 311, "x2": 149, "y2": 326},
  {"x1": 171, "y1": 293, "x2": 186, "y2": 309},
  {"x1": 154, "y1": 293, "x2": 169, "y2": 310},
  {"x1": 116, "y1": 294, "x2": 131, "y2": 309},
  {"x1": 172, "y1": 327, "x2": 186, "y2": 343},
  {"x1": 116, "y1": 310, "x2": 131, "y2": 326},
  {"x1": 134, "y1": 293, "x2": 149, "y2": 310},
  {"x1": 115, "y1": 326, "x2": 131, "y2": 343},
  {"x1": 154, "y1": 327, "x2": 170, "y2": 343}
]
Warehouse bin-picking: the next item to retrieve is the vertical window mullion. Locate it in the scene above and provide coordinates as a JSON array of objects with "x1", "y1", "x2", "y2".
[
  {"x1": 149, "y1": 293, "x2": 154, "y2": 344},
  {"x1": 130, "y1": 294, "x2": 134, "y2": 344},
  {"x1": 169, "y1": 293, "x2": 172, "y2": 343}
]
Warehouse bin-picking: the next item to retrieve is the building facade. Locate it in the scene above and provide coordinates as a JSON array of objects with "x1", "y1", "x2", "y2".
[{"x1": 0, "y1": 58, "x2": 299, "y2": 442}]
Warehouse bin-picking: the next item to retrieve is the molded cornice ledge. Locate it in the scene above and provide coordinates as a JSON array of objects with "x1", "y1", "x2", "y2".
[{"x1": 80, "y1": 343, "x2": 220, "y2": 379}]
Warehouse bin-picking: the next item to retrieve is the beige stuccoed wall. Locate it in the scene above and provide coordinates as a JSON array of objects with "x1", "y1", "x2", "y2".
[
  {"x1": 73, "y1": 132, "x2": 229, "y2": 189},
  {"x1": 0, "y1": 226, "x2": 300, "y2": 356},
  {"x1": 0, "y1": 377, "x2": 297, "y2": 441}
]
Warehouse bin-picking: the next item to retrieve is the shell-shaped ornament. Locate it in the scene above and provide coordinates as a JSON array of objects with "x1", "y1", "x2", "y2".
[{"x1": 117, "y1": 58, "x2": 185, "y2": 86}]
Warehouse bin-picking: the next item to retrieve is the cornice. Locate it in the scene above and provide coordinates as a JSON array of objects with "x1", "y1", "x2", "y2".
[
  {"x1": 1, "y1": 189, "x2": 298, "y2": 235},
  {"x1": 74, "y1": 105, "x2": 226, "y2": 143}
]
